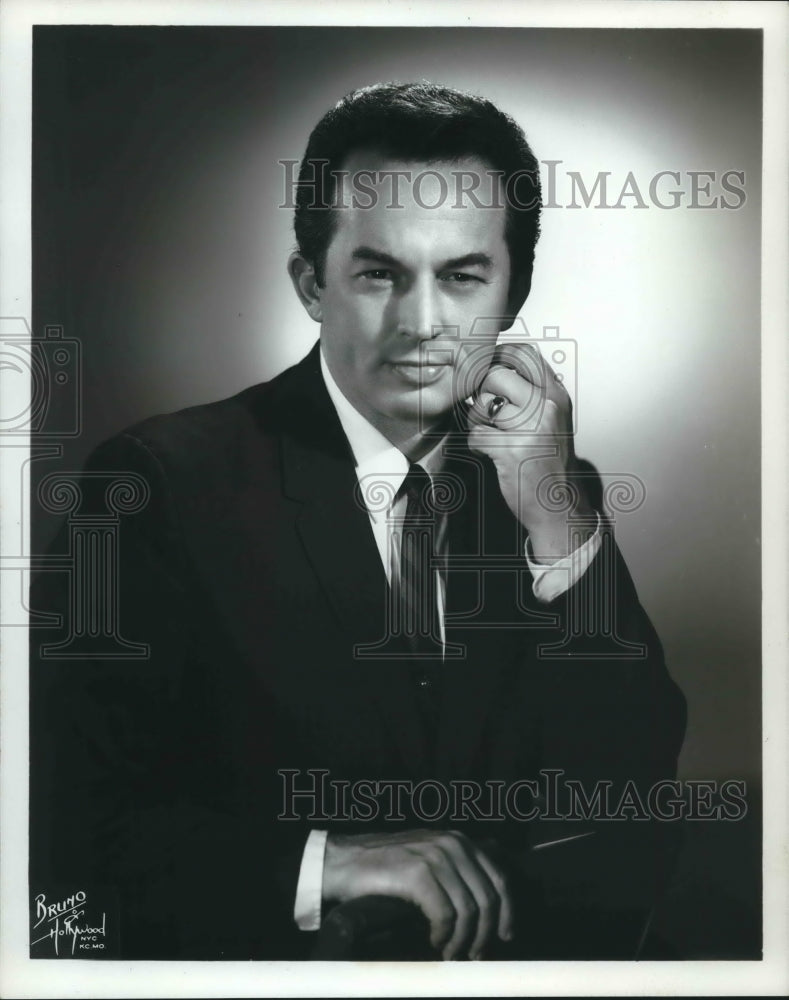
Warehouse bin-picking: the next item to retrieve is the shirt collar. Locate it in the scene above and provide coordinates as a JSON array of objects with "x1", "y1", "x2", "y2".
[{"x1": 319, "y1": 348, "x2": 447, "y2": 514}]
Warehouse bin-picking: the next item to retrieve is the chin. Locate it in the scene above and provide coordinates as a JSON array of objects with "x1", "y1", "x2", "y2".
[{"x1": 387, "y1": 387, "x2": 457, "y2": 425}]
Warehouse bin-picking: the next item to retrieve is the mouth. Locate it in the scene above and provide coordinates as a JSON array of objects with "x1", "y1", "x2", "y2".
[{"x1": 389, "y1": 361, "x2": 452, "y2": 386}]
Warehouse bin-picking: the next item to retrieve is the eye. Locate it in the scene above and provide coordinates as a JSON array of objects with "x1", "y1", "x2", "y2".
[
  {"x1": 441, "y1": 272, "x2": 484, "y2": 284},
  {"x1": 359, "y1": 268, "x2": 393, "y2": 282}
]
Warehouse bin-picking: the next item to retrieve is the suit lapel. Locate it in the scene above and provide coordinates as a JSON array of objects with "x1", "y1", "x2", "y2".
[{"x1": 278, "y1": 345, "x2": 429, "y2": 775}]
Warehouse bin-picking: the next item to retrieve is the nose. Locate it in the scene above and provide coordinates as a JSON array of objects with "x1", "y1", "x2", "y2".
[{"x1": 396, "y1": 275, "x2": 444, "y2": 341}]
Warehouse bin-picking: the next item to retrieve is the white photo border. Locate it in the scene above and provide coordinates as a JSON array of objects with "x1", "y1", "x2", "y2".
[{"x1": 1, "y1": 1, "x2": 786, "y2": 996}]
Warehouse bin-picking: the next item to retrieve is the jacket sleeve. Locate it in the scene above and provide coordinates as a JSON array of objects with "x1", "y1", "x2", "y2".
[
  {"x1": 495, "y1": 511, "x2": 688, "y2": 926},
  {"x1": 528, "y1": 518, "x2": 687, "y2": 794},
  {"x1": 29, "y1": 432, "x2": 311, "y2": 959}
]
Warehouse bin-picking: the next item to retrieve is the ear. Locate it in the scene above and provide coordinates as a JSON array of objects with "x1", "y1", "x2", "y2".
[{"x1": 287, "y1": 252, "x2": 323, "y2": 323}]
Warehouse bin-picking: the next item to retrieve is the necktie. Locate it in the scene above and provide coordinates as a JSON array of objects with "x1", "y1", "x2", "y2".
[
  {"x1": 396, "y1": 463, "x2": 446, "y2": 764},
  {"x1": 397, "y1": 463, "x2": 443, "y2": 658}
]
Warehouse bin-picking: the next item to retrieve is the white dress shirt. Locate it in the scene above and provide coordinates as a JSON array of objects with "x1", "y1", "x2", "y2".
[{"x1": 293, "y1": 350, "x2": 602, "y2": 932}]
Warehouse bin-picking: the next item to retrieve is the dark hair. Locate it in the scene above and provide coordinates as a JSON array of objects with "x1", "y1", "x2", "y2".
[{"x1": 293, "y1": 81, "x2": 542, "y2": 304}]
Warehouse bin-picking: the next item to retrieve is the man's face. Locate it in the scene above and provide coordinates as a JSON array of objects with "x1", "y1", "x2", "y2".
[{"x1": 315, "y1": 154, "x2": 512, "y2": 437}]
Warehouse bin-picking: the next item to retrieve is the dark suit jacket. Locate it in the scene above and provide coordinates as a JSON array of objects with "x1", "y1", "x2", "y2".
[{"x1": 30, "y1": 342, "x2": 686, "y2": 959}]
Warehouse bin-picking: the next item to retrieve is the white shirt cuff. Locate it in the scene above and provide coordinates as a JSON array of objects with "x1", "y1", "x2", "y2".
[
  {"x1": 525, "y1": 512, "x2": 603, "y2": 603},
  {"x1": 293, "y1": 829, "x2": 328, "y2": 931}
]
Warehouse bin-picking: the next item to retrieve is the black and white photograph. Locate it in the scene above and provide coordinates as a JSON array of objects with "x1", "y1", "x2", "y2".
[{"x1": 1, "y1": 1, "x2": 786, "y2": 996}]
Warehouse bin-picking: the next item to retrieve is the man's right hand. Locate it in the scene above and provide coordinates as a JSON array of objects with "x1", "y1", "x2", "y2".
[{"x1": 322, "y1": 829, "x2": 514, "y2": 960}]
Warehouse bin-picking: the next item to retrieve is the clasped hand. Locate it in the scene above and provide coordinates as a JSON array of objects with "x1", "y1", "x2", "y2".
[{"x1": 323, "y1": 828, "x2": 513, "y2": 960}]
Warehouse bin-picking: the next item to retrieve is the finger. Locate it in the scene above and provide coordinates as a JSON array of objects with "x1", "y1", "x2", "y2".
[
  {"x1": 479, "y1": 366, "x2": 549, "y2": 415},
  {"x1": 402, "y1": 856, "x2": 458, "y2": 955},
  {"x1": 425, "y1": 849, "x2": 479, "y2": 960},
  {"x1": 468, "y1": 389, "x2": 519, "y2": 428},
  {"x1": 439, "y1": 835, "x2": 503, "y2": 959},
  {"x1": 471, "y1": 847, "x2": 515, "y2": 942},
  {"x1": 466, "y1": 344, "x2": 544, "y2": 408},
  {"x1": 489, "y1": 357, "x2": 567, "y2": 406},
  {"x1": 496, "y1": 344, "x2": 570, "y2": 405},
  {"x1": 493, "y1": 342, "x2": 548, "y2": 387},
  {"x1": 473, "y1": 381, "x2": 546, "y2": 435}
]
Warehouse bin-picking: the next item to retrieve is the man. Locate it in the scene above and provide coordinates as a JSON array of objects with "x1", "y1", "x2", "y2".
[{"x1": 30, "y1": 82, "x2": 686, "y2": 961}]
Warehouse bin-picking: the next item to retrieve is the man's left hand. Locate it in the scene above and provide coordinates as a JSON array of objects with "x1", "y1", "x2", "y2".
[{"x1": 467, "y1": 342, "x2": 596, "y2": 563}]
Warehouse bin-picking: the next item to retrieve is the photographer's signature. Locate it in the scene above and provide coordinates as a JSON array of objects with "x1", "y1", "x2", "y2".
[{"x1": 31, "y1": 891, "x2": 107, "y2": 956}]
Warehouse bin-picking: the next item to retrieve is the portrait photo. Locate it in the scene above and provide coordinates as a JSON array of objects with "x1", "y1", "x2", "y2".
[{"x1": 1, "y1": 2, "x2": 786, "y2": 997}]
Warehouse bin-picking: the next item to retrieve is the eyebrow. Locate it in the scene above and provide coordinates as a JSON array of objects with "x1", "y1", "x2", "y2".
[{"x1": 350, "y1": 246, "x2": 494, "y2": 271}]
